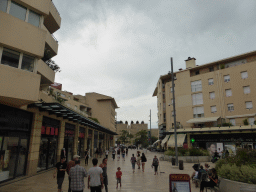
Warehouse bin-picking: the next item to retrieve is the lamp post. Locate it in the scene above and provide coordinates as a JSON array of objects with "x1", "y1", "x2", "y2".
[{"x1": 171, "y1": 57, "x2": 178, "y2": 166}]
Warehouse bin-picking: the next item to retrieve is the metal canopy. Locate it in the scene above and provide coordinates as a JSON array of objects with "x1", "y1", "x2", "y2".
[{"x1": 28, "y1": 102, "x2": 117, "y2": 135}]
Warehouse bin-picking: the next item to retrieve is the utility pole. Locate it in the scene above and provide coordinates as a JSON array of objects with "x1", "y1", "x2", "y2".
[
  {"x1": 150, "y1": 109, "x2": 152, "y2": 145},
  {"x1": 171, "y1": 57, "x2": 178, "y2": 166}
]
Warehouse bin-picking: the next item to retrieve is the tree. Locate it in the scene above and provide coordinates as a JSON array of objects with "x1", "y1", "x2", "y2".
[
  {"x1": 135, "y1": 130, "x2": 149, "y2": 148},
  {"x1": 118, "y1": 130, "x2": 133, "y2": 144},
  {"x1": 151, "y1": 136, "x2": 158, "y2": 144}
]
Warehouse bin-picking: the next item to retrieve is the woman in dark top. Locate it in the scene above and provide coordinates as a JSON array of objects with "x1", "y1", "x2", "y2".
[
  {"x1": 141, "y1": 153, "x2": 147, "y2": 172},
  {"x1": 84, "y1": 149, "x2": 89, "y2": 165},
  {"x1": 100, "y1": 158, "x2": 108, "y2": 192},
  {"x1": 200, "y1": 168, "x2": 218, "y2": 192}
]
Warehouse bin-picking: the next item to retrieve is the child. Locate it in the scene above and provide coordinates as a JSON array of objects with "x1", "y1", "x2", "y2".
[{"x1": 116, "y1": 167, "x2": 122, "y2": 189}]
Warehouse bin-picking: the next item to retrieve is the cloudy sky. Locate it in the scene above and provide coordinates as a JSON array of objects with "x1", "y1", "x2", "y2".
[{"x1": 53, "y1": 0, "x2": 256, "y2": 129}]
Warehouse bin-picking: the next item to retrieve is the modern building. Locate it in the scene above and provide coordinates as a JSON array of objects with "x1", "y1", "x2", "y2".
[
  {"x1": 0, "y1": 0, "x2": 117, "y2": 184},
  {"x1": 153, "y1": 51, "x2": 256, "y2": 152},
  {"x1": 116, "y1": 121, "x2": 148, "y2": 145}
]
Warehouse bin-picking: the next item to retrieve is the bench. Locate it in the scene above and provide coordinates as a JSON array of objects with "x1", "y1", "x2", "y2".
[{"x1": 205, "y1": 180, "x2": 220, "y2": 192}]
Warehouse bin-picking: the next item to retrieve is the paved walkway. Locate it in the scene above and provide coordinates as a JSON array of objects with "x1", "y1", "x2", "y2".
[{"x1": 0, "y1": 150, "x2": 214, "y2": 192}]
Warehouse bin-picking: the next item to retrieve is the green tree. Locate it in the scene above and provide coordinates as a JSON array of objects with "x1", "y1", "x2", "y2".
[
  {"x1": 118, "y1": 130, "x2": 133, "y2": 144},
  {"x1": 151, "y1": 136, "x2": 158, "y2": 144},
  {"x1": 135, "y1": 130, "x2": 149, "y2": 148}
]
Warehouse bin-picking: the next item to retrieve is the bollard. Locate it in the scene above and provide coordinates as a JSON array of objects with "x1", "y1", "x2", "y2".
[
  {"x1": 172, "y1": 158, "x2": 175, "y2": 166},
  {"x1": 179, "y1": 160, "x2": 183, "y2": 170}
]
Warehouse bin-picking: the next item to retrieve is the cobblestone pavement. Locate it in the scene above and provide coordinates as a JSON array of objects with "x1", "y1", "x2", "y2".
[{"x1": 0, "y1": 150, "x2": 215, "y2": 192}]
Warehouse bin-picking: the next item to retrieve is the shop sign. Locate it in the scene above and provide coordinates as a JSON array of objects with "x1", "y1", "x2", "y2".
[
  {"x1": 79, "y1": 133, "x2": 85, "y2": 138},
  {"x1": 65, "y1": 130, "x2": 75, "y2": 137},
  {"x1": 169, "y1": 174, "x2": 191, "y2": 192},
  {"x1": 88, "y1": 134, "x2": 92, "y2": 139},
  {"x1": 41, "y1": 126, "x2": 58, "y2": 136}
]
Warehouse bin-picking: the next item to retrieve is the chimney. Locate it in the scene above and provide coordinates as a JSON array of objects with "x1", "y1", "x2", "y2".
[{"x1": 185, "y1": 57, "x2": 196, "y2": 69}]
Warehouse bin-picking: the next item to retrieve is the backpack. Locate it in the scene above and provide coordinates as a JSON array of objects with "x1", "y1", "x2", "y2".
[{"x1": 153, "y1": 158, "x2": 158, "y2": 165}]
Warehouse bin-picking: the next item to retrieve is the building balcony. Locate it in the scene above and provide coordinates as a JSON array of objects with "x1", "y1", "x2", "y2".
[
  {"x1": 45, "y1": 30, "x2": 59, "y2": 57},
  {"x1": 44, "y1": 1, "x2": 61, "y2": 34},
  {"x1": 0, "y1": 65, "x2": 40, "y2": 106},
  {"x1": 0, "y1": 12, "x2": 46, "y2": 57},
  {"x1": 37, "y1": 59, "x2": 55, "y2": 84}
]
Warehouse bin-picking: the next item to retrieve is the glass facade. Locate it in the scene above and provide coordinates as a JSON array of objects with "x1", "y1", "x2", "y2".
[
  {"x1": 64, "y1": 123, "x2": 75, "y2": 162},
  {"x1": 1, "y1": 48, "x2": 20, "y2": 68}
]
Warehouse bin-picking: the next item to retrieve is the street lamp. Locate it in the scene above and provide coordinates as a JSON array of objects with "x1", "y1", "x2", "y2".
[{"x1": 170, "y1": 57, "x2": 178, "y2": 166}]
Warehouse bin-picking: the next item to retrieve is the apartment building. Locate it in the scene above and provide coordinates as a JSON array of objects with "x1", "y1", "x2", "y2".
[
  {"x1": 153, "y1": 51, "x2": 256, "y2": 152},
  {"x1": 0, "y1": 1, "x2": 117, "y2": 184}
]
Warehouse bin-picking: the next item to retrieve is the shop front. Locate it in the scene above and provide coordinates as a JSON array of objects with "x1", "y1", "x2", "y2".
[
  {"x1": 87, "y1": 129, "x2": 92, "y2": 157},
  {"x1": 64, "y1": 123, "x2": 75, "y2": 162},
  {"x1": 94, "y1": 131, "x2": 98, "y2": 153},
  {"x1": 77, "y1": 127, "x2": 85, "y2": 158},
  {"x1": 0, "y1": 104, "x2": 32, "y2": 183},
  {"x1": 37, "y1": 116, "x2": 59, "y2": 172},
  {"x1": 99, "y1": 132, "x2": 104, "y2": 151}
]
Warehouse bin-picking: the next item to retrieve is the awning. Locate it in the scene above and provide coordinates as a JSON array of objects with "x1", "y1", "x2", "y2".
[
  {"x1": 161, "y1": 135, "x2": 170, "y2": 147},
  {"x1": 186, "y1": 116, "x2": 219, "y2": 124},
  {"x1": 153, "y1": 140, "x2": 160, "y2": 146},
  {"x1": 167, "y1": 134, "x2": 186, "y2": 147},
  {"x1": 28, "y1": 102, "x2": 118, "y2": 135}
]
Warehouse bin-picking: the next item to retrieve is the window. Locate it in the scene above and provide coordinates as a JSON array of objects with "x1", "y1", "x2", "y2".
[
  {"x1": 74, "y1": 106, "x2": 77, "y2": 110},
  {"x1": 172, "y1": 111, "x2": 174, "y2": 116},
  {"x1": 195, "y1": 70, "x2": 200, "y2": 75},
  {"x1": 0, "y1": 0, "x2": 8, "y2": 12},
  {"x1": 9, "y1": 1, "x2": 27, "y2": 21},
  {"x1": 163, "y1": 93, "x2": 165, "y2": 99},
  {"x1": 67, "y1": 103, "x2": 70, "y2": 107},
  {"x1": 209, "y1": 66, "x2": 214, "y2": 72},
  {"x1": 163, "y1": 113, "x2": 166, "y2": 122},
  {"x1": 211, "y1": 106, "x2": 217, "y2": 113},
  {"x1": 209, "y1": 92, "x2": 215, "y2": 99},
  {"x1": 241, "y1": 71, "x2": 248, "y2": 79},
  {"x1": 193, "y1": 107, "x2": 204, "y2": 118},
  {"x1": 170, "y1": 87, "x2": 173, "y2": 93},
  {"x1": 248, "y1": 118, "x2": 255, "y2": 125},
  {"x1": 1, "y1": 48, "x2": 20, "y2": 68},
  {"x1": 21, "y1": 54, "x2": 34, "y2": 72},
  {"x1": 60, "y1": 93, "x2": 66, "y2": 98},
  {"x1": 191, "y1": 80, "x2": 202, "y2": 92},
  {"x1": 230, "y1": 119, "x2": 236, "y2": 126},
  {"x1": 163, "y1": 103, "x2": 166, "y2": 110},
  {"x1": 227, "y1": 103, "x2": 234, "y2": 111},
  {"x1": 171, "y1": 99, "x2": 173, "y2": 105},
  {"x1": 246, "y1": 101, "x2": 253, "y2": 109},
  {"x1": 225, "y1": 89, "x2": 232, "y2": 97},
  {"x1": 208, "y1": 78, "x2": 214, "y2": 85},
  {"x1": 192, "y1": 93, "x2": 203, "y2": 105},
  {"x1": 28, "y1": 10, "x2": 40, "y2": 27},
  {"x1": 243, "y1": 86, "x2": 250, "y2": 94},
  {"x1": 224, "y1": 75, "x2": 230, "y2": 82}
]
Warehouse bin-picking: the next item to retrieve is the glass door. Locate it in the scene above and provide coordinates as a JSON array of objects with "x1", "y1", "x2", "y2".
[
  {"x1": 16, "y1": 139, "x2": 28, "y2": 177},
  {"x1": 37, "y1": 138, "x2": 48, "y2": 171},
  {"x1": 64, "y1": 138, "x2": 74, "y2": 162},
  {"x1": 48, "y1": 138, "x2": 57, "y2": 168}
]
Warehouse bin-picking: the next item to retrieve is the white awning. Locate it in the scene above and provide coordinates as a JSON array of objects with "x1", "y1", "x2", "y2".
[
  {"x1": 161, "y1": 135, "x2": 170, "y2": 147},
  {"x1": 186, "y1": 116, "x2": 220, "y2": 124},
  {"x1": 167, "y1": 134, "x2": 186, "y2": 147},
  {"x1": 153, "y1": 140, "x2": 160, "y2": 146}
]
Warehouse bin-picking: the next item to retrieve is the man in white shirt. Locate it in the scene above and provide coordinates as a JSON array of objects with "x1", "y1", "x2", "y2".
[
  {"x1": 105, "y1": 149, "x2": 109, "y2": 159},
  {"x1": 88, "y1": 158, "x2": 104, "y2": 192}
]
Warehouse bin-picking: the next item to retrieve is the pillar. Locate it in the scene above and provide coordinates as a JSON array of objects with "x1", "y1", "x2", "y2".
[
  {"x1": 73, "y1": 123, "x2": 79, "y2": 156},
  {"x1": 84, "y1": 127, "x2": 88, "y2": 151},
  {"x1": 187, "y1": 133, "x2": 191, "y2": 148},
  {"x1": 27, "y1": 112, "x2": 43, "y2": 176},
  {"x1": 57, "y1": 120, "x2": 65, "y2": 162},
  {"x1": 91, "y1": 129, "x2": 94, "y2": 157}
]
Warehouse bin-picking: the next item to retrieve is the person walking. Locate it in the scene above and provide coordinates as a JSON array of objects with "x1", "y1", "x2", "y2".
[
  {"x1": 69, "y1": 160, "x2": 88, "y2": 192},
  {"x1": 122, "y1": 148, "x2": 125, "y2": 161},
  {"x1": 141, "y1": 153, "x2": 147, "y2": 172},
  {"x1": 137, "y1": 153, "x2": 141, "y2": 169},
  {"x1": 99, "y1": 158, "x2": 108, "y2": 192},
  {"x1": 53, "y1": 157, "x2": 67, "y2": 192},
  {"x1": 67, "y1": 155, "x2": 80, "y2": 192},
  {"x1": 84, "y1": 149, "x2": 89, "y2": 166},
  {"x1": 117, "y1": 148, "x2": 120, "y2": 161},
  {"x1": 88, "y1": 158, "x2": 104, "y2": 192},
  {"x1": 116, "y1": 167, "x2": 122, "y2": 189},
  {"x1": 200, "y1": 168, "x2": 218, "y2": 192},
  {"x1": 112, "y1": 148, "x2": 116, "y2": 160},
  {"x1": 105, "y1": 149, "x2": 109, "y2": 159},
  {"x1": 126, "y1": 148, "x2": 128, "y2": 156},
  {"x1": 152, "y1": 155, "x2": 159, "y2": 175},
  {"x1": 131, "y1": 154, "x2": 136, "y2": 173}
]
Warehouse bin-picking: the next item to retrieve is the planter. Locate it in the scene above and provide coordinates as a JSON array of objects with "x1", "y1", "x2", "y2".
[
  {"x1": 162, "y1": 155, "x2": 210, "y2": 163},
  {"x1": 219, "y1": 177, "x2": 256, "y2": 192}
]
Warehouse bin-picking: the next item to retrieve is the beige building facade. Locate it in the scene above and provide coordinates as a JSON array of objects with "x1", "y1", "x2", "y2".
[
  {"x1": 153, "y1": 51, "x2": 256, "y2": 151},
  {"x1": 0, "y1": 1, "x2": 117, "y2": 184}
]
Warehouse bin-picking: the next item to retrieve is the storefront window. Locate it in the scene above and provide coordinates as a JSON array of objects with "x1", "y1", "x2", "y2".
[
  {"x1": 65, "y1": 123, "x2": 75, "y2": 162},
  {"x1": 94, "y1": 131, "x2": 98, "y2": 150}
]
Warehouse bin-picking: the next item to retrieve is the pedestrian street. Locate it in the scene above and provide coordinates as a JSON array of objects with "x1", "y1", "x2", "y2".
[{"x1": 0, "y1": 150, "x2": 214, "y2": 192}]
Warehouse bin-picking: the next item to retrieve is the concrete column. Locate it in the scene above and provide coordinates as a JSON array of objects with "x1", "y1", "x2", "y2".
[
  {"x1": 187, "y1": 133, "x2": 191, "y2": 148},
  {"x1": 84, "y1": 127, "x2": 88, "y2": 151},
  {"x1": 27, "y1": 112, "x2": 43, "y2": 176},
  {"x1": 73, "y1": 123, "x2": 79, "y2": 156},
  {"x1": 57, "y1": 120, "x2": 65, "y2": 162},
  {"x1": 91, "y1": 129, "x2": 94, "y2": 157}
]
